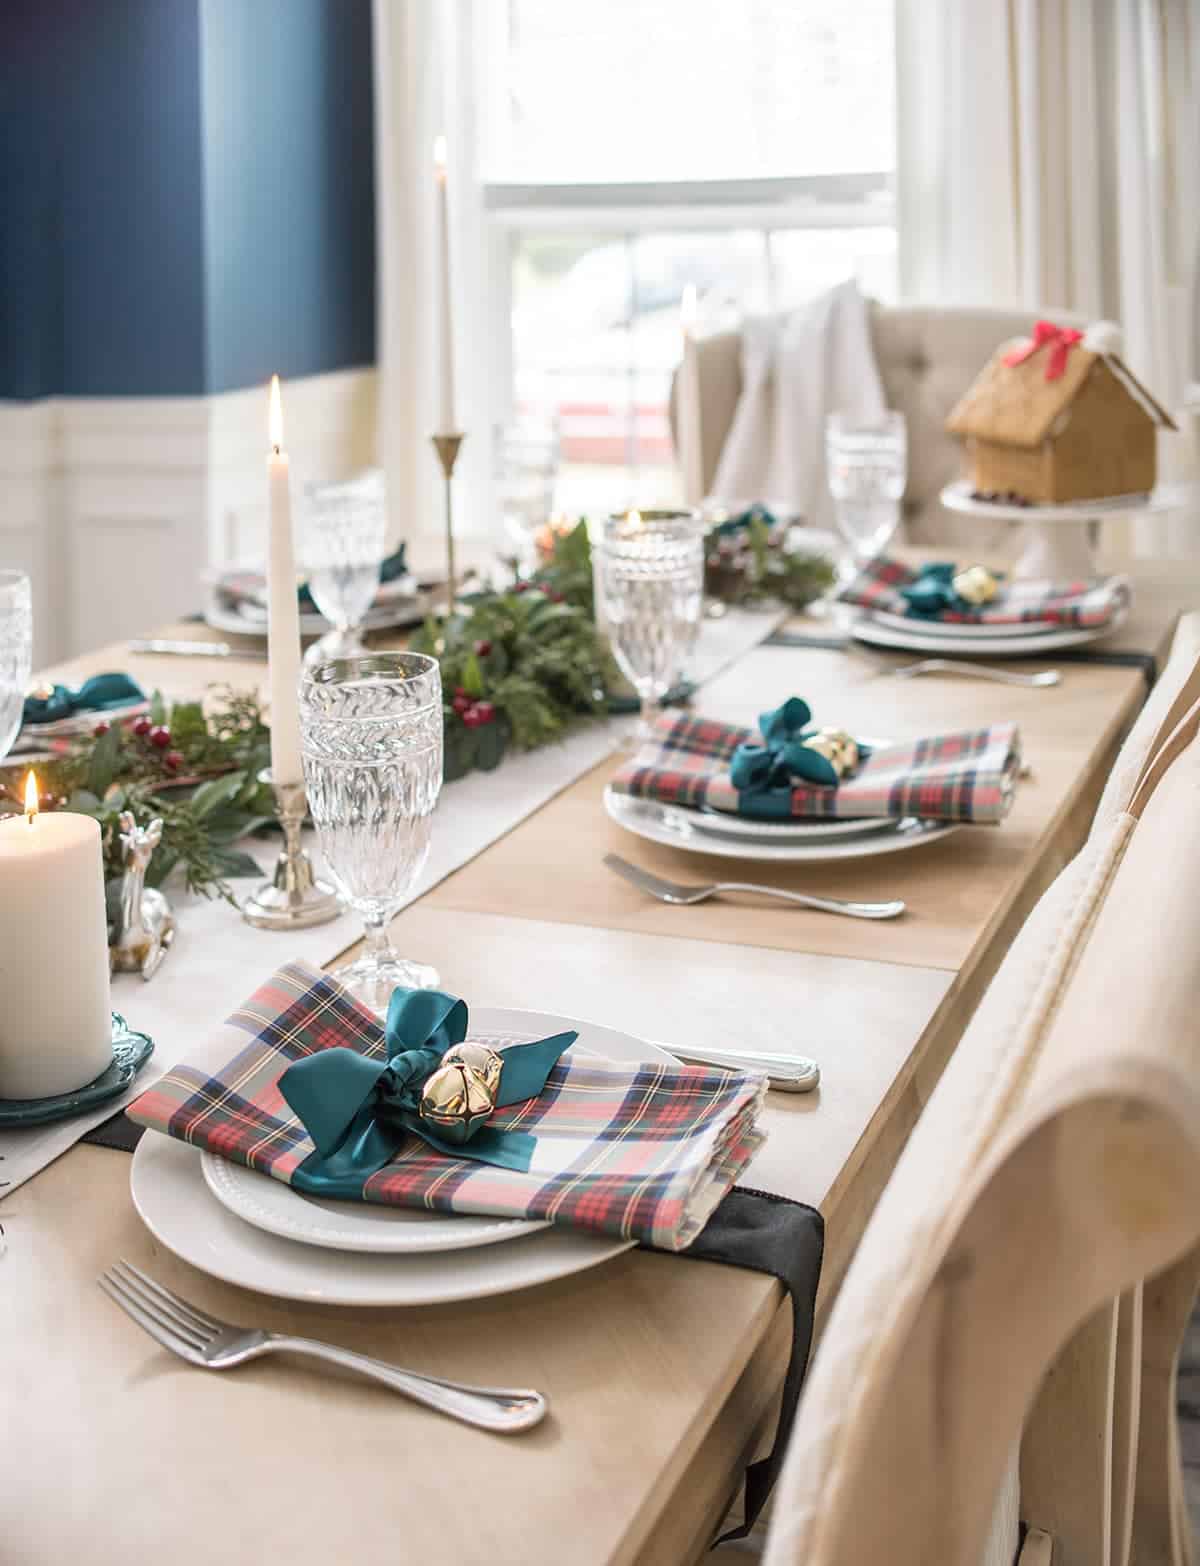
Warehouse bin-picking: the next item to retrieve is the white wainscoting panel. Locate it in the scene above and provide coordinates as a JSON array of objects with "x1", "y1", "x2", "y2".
[{"x1": 0, "y1": 368, "x2": 378, "y2": 662}]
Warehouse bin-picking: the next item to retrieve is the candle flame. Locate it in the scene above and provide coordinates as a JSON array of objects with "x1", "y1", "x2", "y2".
[
  {"x1": 680, "y1": 284, "x2": 698, "y2": 335},
  {"x1": 268, "y1": 374, "x2": 284, "y2": 452},
  {"x1": 433, "y1": 133, "x2": 448, "y2": 183},
  {"x1": 24, "y1": 770, "x2": 38, "y2": 824}
]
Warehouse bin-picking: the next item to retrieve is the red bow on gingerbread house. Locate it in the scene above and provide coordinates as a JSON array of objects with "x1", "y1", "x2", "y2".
[{"x1": 1002, "y1": 320, "x2": 1084, "y2": 381}]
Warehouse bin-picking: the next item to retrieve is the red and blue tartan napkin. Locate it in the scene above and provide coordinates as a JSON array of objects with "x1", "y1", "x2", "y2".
[
  {"x1": 610, "y1": 710, "x2": 1020, "y2": 824},
  {"x1": 838, "y1": 555, "x2": 1130, "y2": 628},
  {"x1": 126, "y1": 960, "x2": 767, "y2": 1253}
]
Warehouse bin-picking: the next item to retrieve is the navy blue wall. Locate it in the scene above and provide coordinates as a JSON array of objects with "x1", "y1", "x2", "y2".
[
  {"x1": 0, "y1": 0, "x2": 375, "y2": 399},
  {"x1": 201, "y1": 0, "x2": 376, "y2": 392}
]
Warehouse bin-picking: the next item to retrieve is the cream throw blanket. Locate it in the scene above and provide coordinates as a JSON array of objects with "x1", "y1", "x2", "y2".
[{"x1": 710, "y1": 278, "x2": 886, "y2": 530}]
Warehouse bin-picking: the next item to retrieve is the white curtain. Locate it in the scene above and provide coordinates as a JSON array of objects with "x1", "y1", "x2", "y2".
[
  {"x1": 371, "y1": 0, "x2": 495, "y2": 571},
  {"x1": 896, "y1": 0, "x2": 1200, "y2": 556}
]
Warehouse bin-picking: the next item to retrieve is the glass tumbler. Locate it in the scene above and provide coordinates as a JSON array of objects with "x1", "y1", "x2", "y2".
[
  {"x1": 597, "y1": 510, "x2": 704, "y2": 740},
  {"x1": 825, "y1": 410, "x2": 907, "y2": 579},
  {"x1": 0, "y1": 571, "x2": 33, "y2": 761},
  {"x1": 299, "y1": 653, "x2": 443, "y2": 1014},
  {"x1": 298, "y1": 472, "x2": 387, "y2": 665}
]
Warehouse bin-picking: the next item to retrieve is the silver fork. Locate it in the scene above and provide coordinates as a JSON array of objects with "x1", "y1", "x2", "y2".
[
  {"x1": 98, "y1": 1260, "x2": 546, "y2": 1433},
  {"x1": 604, "y1": 853, "x2": 904, "y2": 919},
  {"x1": 890, "y1": 658, "x2": 1061, "y2": 688}
]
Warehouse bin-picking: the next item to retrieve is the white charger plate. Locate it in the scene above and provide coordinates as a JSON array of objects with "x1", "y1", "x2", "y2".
[
  {"x1": 204, "y1": 598, "x2": 431, "y2": 640},
  {"x1": 604, "y1": 785, "x2": 957, "y2": 863},
  {"x1": 863, "y1": 608, "x2": 1064, "y2": 640},
  {"x1": 130, "y1": 1008, "x2": 676, "y2": 1307},
  {"x1": 850, "y1": 607, "x2": 1127, "y2": 658}
]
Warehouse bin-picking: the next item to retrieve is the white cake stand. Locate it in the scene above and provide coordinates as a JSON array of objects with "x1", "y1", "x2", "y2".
[{"x1": 940, "y1": 480, "x2": 1193, "y2": 579}]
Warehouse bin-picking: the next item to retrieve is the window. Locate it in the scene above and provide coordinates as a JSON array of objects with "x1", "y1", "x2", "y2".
[{"x1": 478, "y1": 0, "x2": 897, "y2": 512}]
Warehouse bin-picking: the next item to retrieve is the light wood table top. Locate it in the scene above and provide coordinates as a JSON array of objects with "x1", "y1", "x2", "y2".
[{"x1": 4, "y1": 561, "x2": 1198, "y2": 1566}]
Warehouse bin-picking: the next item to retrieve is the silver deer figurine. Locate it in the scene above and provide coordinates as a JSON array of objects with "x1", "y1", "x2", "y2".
[{"x1": 110, "y1": 812, "x2": 175, "y2": 981}]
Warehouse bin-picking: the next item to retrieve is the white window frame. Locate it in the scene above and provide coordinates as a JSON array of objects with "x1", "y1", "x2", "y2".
[{"x1": 482, "y1": 172, "x2": 896, "y2": 439}]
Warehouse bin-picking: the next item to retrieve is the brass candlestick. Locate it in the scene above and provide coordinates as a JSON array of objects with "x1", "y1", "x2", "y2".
[
  {"x1": 242, "y1": 769, "x2": 342, "y2": 930},
  {"x1": 431, "y1": 432, "x2": 465, "y2": 612}
]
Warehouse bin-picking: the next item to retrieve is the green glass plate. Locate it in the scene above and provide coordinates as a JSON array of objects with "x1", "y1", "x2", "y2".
[{"x1": 0, "y1": 1014, "x2": 154, "y2": 1127}]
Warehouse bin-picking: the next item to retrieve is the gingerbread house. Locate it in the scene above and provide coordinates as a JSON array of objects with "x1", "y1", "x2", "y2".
[{"x1": 945, "y1": 321, "x2": 1175, "y2": 504}]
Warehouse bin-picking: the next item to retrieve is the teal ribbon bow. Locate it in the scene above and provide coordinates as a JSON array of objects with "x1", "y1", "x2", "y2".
[
  {"x1": 900, "y1": 562, "x2": 1004, "y2": 619},
  {"x1": 278, "y1": 986, "x2": 577, "y2": 1198},
  {"x1": 23, "y1": 672, "x2": 145, "y2": 727},
  {"x1": 729, "y1": 698, "x2": 842, "y2": 798}
]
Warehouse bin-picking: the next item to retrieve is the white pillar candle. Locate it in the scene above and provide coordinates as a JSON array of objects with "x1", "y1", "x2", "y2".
[
  {"x1": 0, "y1": 778, "x2": 113, "y2": 1099},
  {"x1": 678, "y1": 285, "x2": 706, "y2": 507},
  {"x1": 433, "y1": 134, "x2": 457, "y2": 432},
  {"x1": 266, "y1": 374, "x2": 303, "y2": 784}
]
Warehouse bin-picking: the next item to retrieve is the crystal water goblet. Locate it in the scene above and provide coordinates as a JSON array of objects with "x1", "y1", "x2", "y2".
[
  {"x1": 597, "y1": 510, "x2": 704, "y2": 740},
  {"x1": 825, "y1": 410, "x2": 907, "y2": 581},
  {"x1": 299, "y1": 653, "x2": 443, "y2": 1014},
  {"x1": 299, "y1": 472, "x2": 387, "y2": 666},
  {"x1": 0, "y1": 571, "x2": 33, "y2": 761}
]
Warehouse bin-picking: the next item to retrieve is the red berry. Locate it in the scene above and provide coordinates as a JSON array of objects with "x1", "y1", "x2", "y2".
[
  {"x1": 149, "y1": 726, "x2": 171, "y2": 749},
  {"x1": 163, "y1": 750, "x2": 184, "y2": 773},
  {"x1": 93, "y1": 721, "x2": 111, "y2": 737},
  {"x1": 132, "y1": 717, "x2": 152, "y2": 737},
  {"x1": 461, "y1": 704, "x2": 486, "y2": 729},
  {"x1": 472, "y1": 701, "x2": 496, "y2": 726},
  {"x1": 454, "y1": 685, "x2": 467, "y2": 699},
  {"x1": 474, "y1": 639, "x2": 493, "y2": 658},
  {"x1": 549, "y1": 590, "x2": 565, "y2": 604},
  {"x1": 513, "y1": 581, "x2": 528, "y2": 594},
  {"x1": 451, "y1": 694, "x2": 471, "y2": 716}
]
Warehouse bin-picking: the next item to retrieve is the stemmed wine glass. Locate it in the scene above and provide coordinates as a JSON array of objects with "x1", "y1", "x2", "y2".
[
  {"x1": 299, "y1": 653, "x2": 443, "y2": 1015},
  {"x1": 824, "y1": 410, "x2": 907, "y2": 583},
  {"x1": 298, "y1": 472, "x2": 387, "y2": 666},
  {"x1": 0, "y1": 572, "x2": 33, "y2": 762},
  {"x1": 596, "y1": 510, "x2": 704, "y2": 741}
]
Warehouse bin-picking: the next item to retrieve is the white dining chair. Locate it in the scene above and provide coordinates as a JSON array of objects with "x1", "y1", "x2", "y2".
[{"x1": 758, "y1": 632, "x2": 1200, "y2": 1566}]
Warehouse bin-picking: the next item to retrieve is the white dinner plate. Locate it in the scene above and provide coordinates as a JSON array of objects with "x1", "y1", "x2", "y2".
[
  {"x1": 199, "y1": 1021, "x2": 580, "y2": 1255},
  {"x1": 204, "y1": 597, "x2": 432, "y2": 640},
  {"x1": 130, "y1": 1008, "x2": 677, "y2": 1307},
  {"x1": 863, "y1": 608, "x2": 1064, "y2": 640},
  {"x1": 690, "y1": 809, "x2": 895, "y2": 843},
  {"x1": 850, "y1": 607, "x2": 1127, "y2": 658},
  {"x1": 604, "y1": 785, "x2": 957, "y2": 863}
]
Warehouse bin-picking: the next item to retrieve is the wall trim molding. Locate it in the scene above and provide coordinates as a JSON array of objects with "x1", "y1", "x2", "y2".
[{"x1": 0, "y1": 367, "x2": 378, "y2": 661}]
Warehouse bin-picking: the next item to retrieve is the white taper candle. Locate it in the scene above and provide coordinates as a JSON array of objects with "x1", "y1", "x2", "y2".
[
  {"x1": 433, "y1": 134, "x2": 457, "y2": 432},
  {"x1": 266, "y1": 374, "x2": 303, "y2": 784}
]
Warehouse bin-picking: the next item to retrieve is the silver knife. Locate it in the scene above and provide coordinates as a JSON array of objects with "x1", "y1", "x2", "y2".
[
  {"x1": 655, "y1": 1042, "x2": 820, "y2": 1093},
  {"x1": 128, "y1": 639, "x2": 268, "y2": 660}
]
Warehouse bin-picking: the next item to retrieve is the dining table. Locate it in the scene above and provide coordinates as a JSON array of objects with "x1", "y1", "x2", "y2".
[{"x1": 5, "y1": 551, "x2": 1199, "y2": 1566}]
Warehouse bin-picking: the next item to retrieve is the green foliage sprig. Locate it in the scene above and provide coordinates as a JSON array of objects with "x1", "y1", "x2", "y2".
[
  {"x1": 1, "y1": 688, "x2": 274, "y2": 902},
  {"x1": 409, "y1": 581, "x2": 616, "y2": 782}
]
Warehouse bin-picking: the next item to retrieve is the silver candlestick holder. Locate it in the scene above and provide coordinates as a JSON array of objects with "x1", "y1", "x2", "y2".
[
  {"x1": 431, "y1": 432, "x2": 465, "y2": 612},
  {"x1": 242, "y1": 769, "x2": 342, "y2": 930}
]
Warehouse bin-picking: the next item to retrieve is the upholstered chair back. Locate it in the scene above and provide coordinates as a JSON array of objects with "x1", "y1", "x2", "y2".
[
  {"x1": 761, "y1": 618, "x2": 1200, "y2": 1566},
  {"x1": 683, "y1": 305, "x2": 1085, "y2": 545}
]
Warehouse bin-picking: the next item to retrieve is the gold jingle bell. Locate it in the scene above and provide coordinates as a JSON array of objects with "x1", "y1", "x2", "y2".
[
  {"x1": 952, "y1": 564, "x2": 999, "y2": 607},
  {"x1": 440, "y1": 1040, "x2": 503, "y2": 1099},
  {"x1": 804, "y1": 727, "x2": 860, "y2": 780},
  {"x1": 419, "y1": 1062, "x2": 496, "y2": 1146}
]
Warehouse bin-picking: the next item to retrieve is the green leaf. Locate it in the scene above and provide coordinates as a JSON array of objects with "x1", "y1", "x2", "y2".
[
  {"x1": 210, "y1": 848, "x2": 263, "y2": 879},
  {"x1": 68, "y1": 789, "x2": 104, "y2": 814},
  {"x1": 188, "y1": 772, "x2": 246, "y2": 819},
  {"x1": 442, "y1": 722, "x2": 477, "y2": 782},
  {"x1": 149, "y1": 689, "x2": 168, "y2": 725},
  {"x1": 461, "y1": 652, "x2": 486, "y2": 698},
  {"x1": 473, "y1": 716, "x2": 509, "y2": 772},
  {"x1": 87, "y1": 725, "x2": 122, "y2": 797},
  {"x1": 145, "y1": 845, "x2": 180, "y2": 888}
]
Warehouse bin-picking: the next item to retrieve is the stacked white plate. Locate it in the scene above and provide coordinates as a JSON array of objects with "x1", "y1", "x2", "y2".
[
  {"x1": 850, "y1": 603, "x2": 1128, "y2": 658},
  {"x1": 129, "y1": 1009, "x2": 674, "y2": 1308},
  {"x1": 604, "y1": 784, "x2": 957, "y2": 865}
]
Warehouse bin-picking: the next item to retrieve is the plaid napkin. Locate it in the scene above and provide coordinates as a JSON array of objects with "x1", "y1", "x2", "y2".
[
  {"x1": 126, "y1": 961, "x2": 767, "y2": 1252},
  {"x1": 839, "y1": 555, "x2": 1130, "y2": 628},
  {"x1": 611, "y1": 710, "x2": 1021, "y2": 824}
]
